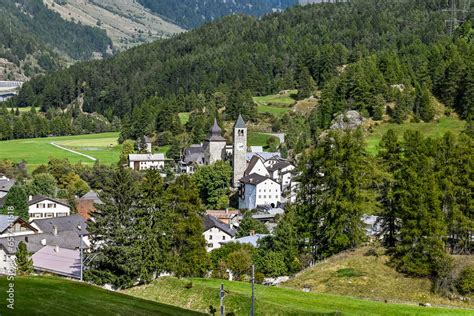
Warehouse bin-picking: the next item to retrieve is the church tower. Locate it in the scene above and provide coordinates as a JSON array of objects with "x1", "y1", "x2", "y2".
[
  {"x1": 204, "y1": 118, "x2": 226, "y2": 165},
  {"x1": 232, "y1": 114, "x2": 247, "y2": 187}
]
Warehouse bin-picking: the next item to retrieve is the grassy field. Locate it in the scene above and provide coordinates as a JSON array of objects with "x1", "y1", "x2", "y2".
[
  {"x1": 7, "y1": 106, "x2": 40, "y2": 113},
  {"x1": 0, "y1": 276, "x2": 203, "y2": 316},
  {"x1": 284, "y1": 247, "x2": 474, "y2": 310},
  {"x1": 366, "y1": 117, "x2": 466, "y2": 154},
  {"x1": 254, "y1": 90, "x2": 296, "y2": 117},
  {"x1": 124, "y1": 277, "x2": 472, "y2": 316},
  {"x1": 248, "y1": 132, "x2": 280, "y2": 150},
  {"x1": 0, "y1": 132, "x2": 121, "y2": 171}
]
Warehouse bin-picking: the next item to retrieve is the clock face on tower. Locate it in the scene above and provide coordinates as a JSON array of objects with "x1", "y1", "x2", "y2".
[{"x1": 237, "y1": 143, "x2": 245, "y2": 151}]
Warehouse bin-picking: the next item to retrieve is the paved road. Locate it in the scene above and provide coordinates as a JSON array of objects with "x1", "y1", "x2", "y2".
[{"x1": 50, "y1": 142, "x2": 97, "y2": 161}]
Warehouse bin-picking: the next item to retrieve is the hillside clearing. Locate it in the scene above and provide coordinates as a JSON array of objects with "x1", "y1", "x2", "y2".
[
  {"x1": 366, "y1": 117, "x2": 466, "y2": 154},
  {"x1": 124, "y1": 277, "x2": 472, "y2": 316},
  {"x1": 284, "y1": 247, "x2": 474, "y2": 310},
  {"x1": 254, "y1": 90, "x2": 296, "y2": 117},
  {"x1": 0, "y1": 276, "x2": 202, "y2": 316}
]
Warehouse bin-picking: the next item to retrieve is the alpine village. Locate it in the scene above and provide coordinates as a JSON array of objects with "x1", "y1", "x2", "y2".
[{"x1": 0, "y1": 0, "x2": 473, "y2": 315}]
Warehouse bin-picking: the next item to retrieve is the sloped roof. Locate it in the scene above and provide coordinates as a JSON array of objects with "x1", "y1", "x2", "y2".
[
  {"x1": 244, "y1": 156, "x2": 265, "y2": 177},
  {"x1": 32, "y1": 245, "x2": 80, "y2": 279},
  {"x1": 27, "y1": 195, "x2": 70, "y2": 208},
  {"x1": 31, "y1": 214, "x2": 88, "y2": 236},
  {"x1": 246, "y1": 152, "x2": 281, "y2": 162},
  {"x1": 240, "y1": 173, "x2": 275, "y2": 186},
  {"x1": 79, "y1": 191, "x2": 103, "y2": 204},
  {"x1": 0, "y1": 179, "x2": 15, "y2": 192},
  {"x1": 267, "y1": 161, "x2": 293, "y2": 172},
  {"x1": 234, "y1": 114, "x2": 246, "y2": 129},
  {"x1": 0, "y1": 215, "x2": 18, "y2": 233},
  {"x1": 203, "y1": 215, "x2": 236, "y2": 237},
  {"x1": 128, "y1": 154, "x2": 165, "y2": 161},
  {"x1": 183, "y1": 145, "x2": 205, "y2": 164}
]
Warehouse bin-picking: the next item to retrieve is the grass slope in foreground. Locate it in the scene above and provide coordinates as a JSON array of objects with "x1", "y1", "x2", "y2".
[
  {"x1": 0, "y1": 132, "x2": 121, "y2": 171},
  {"x1": 124, "y1": 277, "x2": 472, "y2": 316},
  {"x1": 0, "y1": 276, "x2": 203, "y2": 316},
  {"x1": 366, "y1": 116, "x2": 466, "y2": 154}
]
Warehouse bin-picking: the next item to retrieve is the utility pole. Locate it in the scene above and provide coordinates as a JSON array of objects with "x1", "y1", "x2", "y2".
[
  {"x1": 250, "y1": 265, "x2": 255, "y2": 316},
  {"x1": 444, "y1": 0, "x2": 471, "y2": 36},
  {"x1": 220, "y1": 284, "x2": 225, "y2": 316},
  {"x1": 80, "y1": 232, "x2": 84, "y2": 281}
]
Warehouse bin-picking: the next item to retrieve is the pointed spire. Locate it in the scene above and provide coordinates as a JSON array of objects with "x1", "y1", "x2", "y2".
[
  {"x1": 234, "y1": 114, "x2": 246, "y2": 129},
  {"x1": 206, "y1": 117, "x2": 226, "y2": 141}
]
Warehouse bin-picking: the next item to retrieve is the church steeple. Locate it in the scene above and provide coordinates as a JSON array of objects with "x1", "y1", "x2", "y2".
[
  {"x1": 206, "y1": 118, "x2": 226, "y2": 141},
  {"x1": 232, "y1": 115, "x2": 247, "y2": 188},
  {"x1": 234, "y1": 114, "x2": 246, "y2": 129}
]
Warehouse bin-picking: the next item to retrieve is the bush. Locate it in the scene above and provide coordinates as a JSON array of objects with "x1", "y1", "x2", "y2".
[
  {"x1": 457, "y1": 266, "x2": 474, "y2": 295},
  {"x1": 184, "y1": 281, "x2": 193, "y2": 289},
  {"x1": 255, "y1": 272, "x2": 265, "y2": 284}
]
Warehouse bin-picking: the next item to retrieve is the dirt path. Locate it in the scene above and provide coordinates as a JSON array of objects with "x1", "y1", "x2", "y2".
[{"x1": 50, "y1": 142, "x2": 97, "y2": 161}]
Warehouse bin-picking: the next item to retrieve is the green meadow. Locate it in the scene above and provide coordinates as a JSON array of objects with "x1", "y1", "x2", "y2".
[
  {"x1": 0, "y1": 132, "x2": 121, "y2": 171},
  {"x1": 125, "y1": 277, "x2": 472, "y2": 316},
  {"x1": 254, "y1": 90, "x2": 296, "y2": 117},
  {"x1": 366, "y1": 117, "x2": 466, "y2": 154},
  {"x1": 0, "y1": 276, "x2": 202, "y2": 316}
]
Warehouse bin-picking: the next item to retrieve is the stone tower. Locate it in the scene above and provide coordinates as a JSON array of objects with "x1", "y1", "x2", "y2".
[
  {"x1": 204, "y1": 118, "x2": 226, "y2": 165},
  {"x1": 232, "y1": 114, "x2": 247, "y2": 187}
]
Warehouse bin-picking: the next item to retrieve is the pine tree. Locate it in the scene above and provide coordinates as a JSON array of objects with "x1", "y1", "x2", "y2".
[
  {"x1": 377, "y1": 129, "x2": 401, "y2": 248},
  {"x1": 392, "y1": 130, "x2": 447, "y2": 276},
  {"x1": 296, "y1": 66, "x2": 316, "y2": 99},
  {"x1": 15, "y1": 241, "x2": 33, "y2": 275},
  {"x1": 273, "y1": 206, "x2": 301, "y2": 273},
  {"x1": 298, "y1": 129, "x2": 375, "y2": 259},
  {"x1": 1, "y1": 185, "x2": 28, "y2": 219}
]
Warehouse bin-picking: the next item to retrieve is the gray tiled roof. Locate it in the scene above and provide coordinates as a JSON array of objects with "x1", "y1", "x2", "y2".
[
  {"x1": 27, "y1": 195, "x2": 70, "y2": 208},
  {"x1": 183, "y1": 145, "x2": 205, "y2": 164},
  {"x1": 0, "y1": 215, "x2": 18, "y2": 233},
  {"x1": 206, "y1": 118, "x2": 226, "y2": 142},
  {"x1": 0, "y1": 179, "x2": 15, "y2": 192},
  {"x1": 267, "y1": 161, "x2": 292, "y2": 172},
  {"x1": 203, "y1": 215, "x2": 236, "y2": 237},
  {"x1": 0, "y1": 230, "x2": 86, "y2": 254},
  {"x1": 31, "y1": 214, "x2": 88, "y2": 236},
  {"x1": 79, "y1": 191, "x2": 103, "y2": 204},
  {"x1": 240, "y1": 173, "x2": 273, "y2": 185}
]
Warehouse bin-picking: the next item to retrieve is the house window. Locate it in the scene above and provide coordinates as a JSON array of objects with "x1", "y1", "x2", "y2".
[
  {"x1": 222, "y1": 236, "x2": 226, "y2": 240},
  {"x1": 258, "y1": 195, "x2": 261, "y2": 199},
  {"x1": 3, "y1": 254, "x2": 6, "y2": 262},
  {"x1": 31, "y1": 213, "x2": 43, "y2": 219},
  {"x1": 209, "y1": 235, "x2": 213, "y2": 240},
  {"x1": 207, "y1": 243, "x2": 214, "y2": 248},
  {"x1": 45, "y1": 213, "x2": 54, "y2": 218},
  {"x1": 264, "y1": 195, "x2": 266, "y2": 198},
  {"x1": 56, "y1": 212, "x2": 68, "y2": 217},
  {"x1": 47, "y1": 203, "x2": 56, "y2": 208}
]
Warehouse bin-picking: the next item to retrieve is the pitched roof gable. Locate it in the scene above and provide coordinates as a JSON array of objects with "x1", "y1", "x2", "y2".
[
  {"x1": 203, "y1": 215, "x2": 236, "y2": 237},
  {"x1": 27, "y1": 195, "x2": 70, "y2": 208}
]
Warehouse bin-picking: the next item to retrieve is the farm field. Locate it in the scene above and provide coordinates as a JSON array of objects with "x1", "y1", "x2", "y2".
[
  {"x1": 366, "y1": 117, "x2": 466, "y2": 154},
  {"x1": 254, "y1": 90, "x2": 296, "y2": 117},
  {"x1": 124, "y1": 277, "x2": 472, "y2": 316},
  {"x1": 248, "y1": 131, "x2": 280, "y2": 150},
  {"x1": 0, "y1": 276, "x2": 202, "y2": 316},
  {"x1": 0, "y1": 132, "x2": 121, "y2": 171}
]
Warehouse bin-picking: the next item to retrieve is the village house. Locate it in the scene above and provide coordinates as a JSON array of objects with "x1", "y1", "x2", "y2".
[
  {"x1": 0, "y1": 176, "x2": 15, "y2": 199},
  {"x1": 238, "y1": 173, "x2": 281, "y2": 210},
  {"x1": 128, "y1": 153, "x2": 166, "y2": 171},
  {"x1": 28, "y1": 195, "x2": 71, "y2": 220},
  {"x1": 0, "y1": 215, "x2": 38, "y2": 238},
  {"x1": 205, "y1": 209, "x2": 240, "y2": 227},
  {"x1": 0, "y1": 214, "x2": 88, "y2": 277},
  {"x1": 75, "y1": 190, "x2": 103, "y2": 220},
  {"x1": 203, "y1": 215, "x2": 236, "y2": 252}
]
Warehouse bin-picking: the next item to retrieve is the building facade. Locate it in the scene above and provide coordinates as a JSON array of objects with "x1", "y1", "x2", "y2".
[{"x1": 28, "y1": 196, "x2": 71, "y2": 220}]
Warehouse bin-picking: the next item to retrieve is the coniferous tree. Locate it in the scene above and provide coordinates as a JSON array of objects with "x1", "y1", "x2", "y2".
[
  {"x1": 296, "y1": 66, "x2": 316, "y2": 99},
  {"x1": 377, "y1": 129, "x2": 402, "y2": 249},
  {"x1": 273, "y1": 206, "x2": 301, "y2": 273},
  {"x1": 15, "y1": 242, "x2": 33, "y2": 275},
  {"x1": 392, "y1": 130, "x2": 447, "y2": 276},
  {"x1": 298, "y1": 129, "x2": 375, "y2": 259},
  {"x1": 236, "y1": 212, "x2": 269, "y2": 238},
  {"x1": 1, "y1": 186, "x2": 28, "y2": 219}
]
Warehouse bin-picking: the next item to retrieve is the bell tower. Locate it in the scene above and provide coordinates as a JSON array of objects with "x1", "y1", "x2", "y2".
[{"x1": 232, "y1": 114, "x2": 247, "y2": 187}]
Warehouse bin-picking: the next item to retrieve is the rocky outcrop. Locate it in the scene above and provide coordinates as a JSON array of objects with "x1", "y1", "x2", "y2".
[{"x1": 330, "y1": 110, "x2": 366, "y2": 130}]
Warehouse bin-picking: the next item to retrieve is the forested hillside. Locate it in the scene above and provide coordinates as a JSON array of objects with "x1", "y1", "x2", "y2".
[
  {"x1": 137, "y1": 0, "x2": 297, "y2": 29},
  {"x1": 0, "y1": 0, "x2": 111, "y2": 79},
  {"x1": 15, "y1": 0, "x2": 473, "y2": 127}
]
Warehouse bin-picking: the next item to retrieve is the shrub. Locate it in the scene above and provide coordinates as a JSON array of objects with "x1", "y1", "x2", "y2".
[{"x1": 457, "y1": 266, "x2": 474, "y2": 295}]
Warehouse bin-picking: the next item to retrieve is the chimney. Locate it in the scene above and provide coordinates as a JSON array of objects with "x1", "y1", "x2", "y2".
[
  {"x1": 250, "y1": 230, "x2": 255, "y2": 236},
  {"x1": 53, "y1": 225, "x2": 57, "y2": 236},
  {"x1": 41, "y1": 239, "x2": 46, "y2": 246},
  {"x1": 54, "y1": 245, "x2": 59, "y2": 253},
  {"x1": 28, "y1": 195, "x2": 32, "y2": 201}
]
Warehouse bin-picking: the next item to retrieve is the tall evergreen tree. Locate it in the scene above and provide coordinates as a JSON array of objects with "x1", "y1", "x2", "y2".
[
  {"x1": 1, "y1": 185, "x2": 28, "y2": 220},
  {"x1": 298, "y1": 129, "x2": 375, "y2": 259},
  {"x1": 296, "y1": 66, "x2": 316, "y2": 99},
  {"x1": 392, "y1": 130, "x2": 447, "y2": 276},
  {"x1": 15, "y1": 241, "x2": 33, "y2": 275}
]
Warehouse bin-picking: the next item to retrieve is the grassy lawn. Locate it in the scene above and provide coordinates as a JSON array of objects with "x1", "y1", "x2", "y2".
[
  {"x1": 125, "y1": 277, "x2": 472, "y2": 316},
  {"x1": 0, "y1": 276, "x2": 203, "y2": 316},
  {"x1": 0, "y1": 132, "x2": 121, "y2": 171},
  {"x1": 6, "y1": 106, "x2": 40, "y2": 113},
  {"x1": 254, "y1": 90, "x2": 296, "y2": 117},
  {"x1": 366, "y1": 117, "x2": 466, "y2": 154},
  {"x1": 179, "y1": 112, "x2": 191, "y2": 125},
  {"x1": 285, "y1": 247, "x2": 474, "y2": 311},
  {"x1": 248, "y1": 132, "x2": 280, "y2": 150}
]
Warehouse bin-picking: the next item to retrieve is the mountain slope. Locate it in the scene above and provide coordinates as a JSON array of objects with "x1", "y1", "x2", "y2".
[
  {"x1": 137, "y1": 0, "x2": 298, "y2": 29},
  {"x1": 0, "y1": 0, "x2": 112, "y2": 79},
  {"x1": 43, "y1": 0, "x2": 184, "y2": 51},
  {"x1": 15, "y1": 0, "x2": 466, "y2": 117}
]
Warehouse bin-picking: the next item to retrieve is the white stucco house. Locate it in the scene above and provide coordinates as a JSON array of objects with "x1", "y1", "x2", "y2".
[
  {"x1": 28, "y1": 195, "x2": 71, "y2": 220},
  {"x1": 244, "y1": 156, "x2": 270, "y2": 178},
  {"x1": 238, "y1": 174, "x2": 281, "y2": 210},
  {"x1": 128, "y1": 154, "x2": 166, "y2": 171},
  {"x1": 203, "y1": 215, "x2": 236, "y2": 252}
]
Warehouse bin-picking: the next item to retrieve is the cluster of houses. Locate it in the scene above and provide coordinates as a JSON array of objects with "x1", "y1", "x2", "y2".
[{"x1": 128, "y1": 115, "x2": 300, "y2": 211}]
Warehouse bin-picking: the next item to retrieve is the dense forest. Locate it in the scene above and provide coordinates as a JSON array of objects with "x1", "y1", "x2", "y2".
[
  {"x1": 137, "y1": 0, "x2": 297, "y2": 29},
  {"x1": 0, "y1": 0, "x2": 111, "y2": 77},
  {"x1": 14, "y1": 1, "x2": 473, "y2": 128}
]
